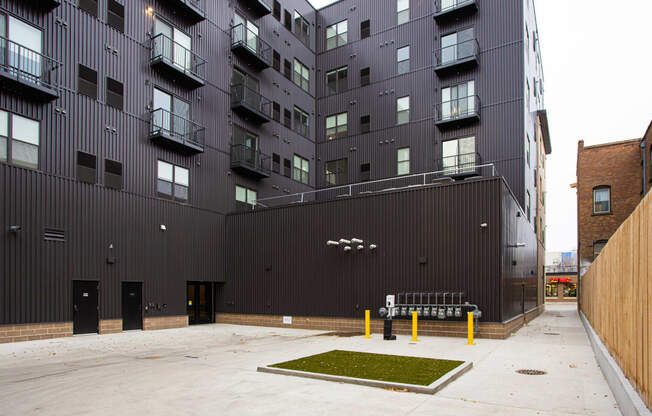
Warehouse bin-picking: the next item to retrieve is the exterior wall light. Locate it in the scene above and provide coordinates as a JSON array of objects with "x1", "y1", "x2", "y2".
[
  {"x1": 160, "y1": 224, "x2": 167, "y2": 231},
  {"x1": 369, "y1": 244, "x2": 377, "y2": 250},
  {"x1": 357, "y1": 245, "x2": 364, "y2": 250},
  {"x1": 9, "y1": 225, "x2": 22, "y2": 233},
  {"x1": 146, "y1": 6, "x2": 154, "y2": 16},
  {"x1": 480, "y1": 223, "x2": 488, "y2": 228},
  {"x1": 351, "y1": 238, "x2": 363, "y2": 244},
  {"x1": 343, "y1": 246, "x2": 352, "y2": 252},
  {"x1": 339, "y1": 238, "x2": 351, "y2": 244},
  {"x1": 326, "y1": 240, "x2": 340, "y2": 246}
]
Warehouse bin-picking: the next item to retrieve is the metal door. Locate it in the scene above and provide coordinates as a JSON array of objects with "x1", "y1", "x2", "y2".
[
  {"x1": 73, "y1": 280, "x2": 99, "y2": 334},
  {"x1": 121, "y1": 282, "x2": 142, "y2": 330}
]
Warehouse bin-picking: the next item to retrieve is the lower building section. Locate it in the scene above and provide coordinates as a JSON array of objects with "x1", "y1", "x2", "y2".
[
  {"x1": 99, "y1": 319, "x2": 123, "y2": 334},
  {"x1": 143, "y1": 315, "x2": 189, "y2": 331},
  {"x1": 0, "y1": 322, "x2": 73, "y2": 344}
]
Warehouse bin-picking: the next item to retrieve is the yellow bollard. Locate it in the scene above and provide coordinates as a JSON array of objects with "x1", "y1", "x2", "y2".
[
  {"x1": 411, "y1": 311, "x2": 419, "y2": 342},
  {"x1": 365, "y1": 310, "x2": 371, "y2": 339},
  {"x1": 467, "y1": 312, "x2": 475, "y2": 345}
]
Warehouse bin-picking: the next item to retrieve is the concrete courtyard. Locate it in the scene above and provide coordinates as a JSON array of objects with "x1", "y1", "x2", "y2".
[{"x1": 0, "y1": 304, "x2": 619, "y2": 415}]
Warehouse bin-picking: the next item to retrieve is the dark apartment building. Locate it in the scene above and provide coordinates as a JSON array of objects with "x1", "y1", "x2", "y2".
[
  {"x1": 575, "y1": 121, "x2": 651, "y2": 276},
  {"x1": 0, "y1": 0, "x2": 549, "y2": 343}
]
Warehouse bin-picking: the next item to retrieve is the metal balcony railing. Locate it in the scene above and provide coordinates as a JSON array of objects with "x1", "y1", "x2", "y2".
[
  {"x1": 230, "y1": 83, "x2": 272, "y2": 123},
  {"x1": 433, "y1": 0, "x2": 478, "y2": 19},
  {"x1": 436, "y1": 152, "x2": 482, "y2": 176},
  {"x1": 434, "y1": 38, "x2": 479, "y2": 71},
  {"x1": 150, "y1": 33, "x2": 206, "y2": 86},
  {"x1": 164, "y1": 0, "x2": 205, "y2": 23},
  {"x1": 231, "y1": 144, "x2": 271, "y2": 178},
  {"x1": 436, "y1": 95, "x2": 480, "y2": 124},
  {"x1": 243, "y1": 0, "x2": 272, "y2": 17},
  {"x1": 149, "y1": 107, "x2": 205, "y2": 149},
  {"x1": 230, "y1": 23, "x2": 272, "y2": 69},
  {"x1": 0, "y1": 35, "x2": 60, "y2": 99}
]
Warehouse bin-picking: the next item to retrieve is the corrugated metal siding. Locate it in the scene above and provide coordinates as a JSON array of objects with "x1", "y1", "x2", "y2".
[{"x1": 225, "y1": 178, "x2": 505, "y2": 322}]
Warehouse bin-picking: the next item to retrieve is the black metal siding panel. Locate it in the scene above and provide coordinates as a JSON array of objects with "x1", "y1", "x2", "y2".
[{"x1": 225, "y1": 178, "x2": 503, "y2": 322}]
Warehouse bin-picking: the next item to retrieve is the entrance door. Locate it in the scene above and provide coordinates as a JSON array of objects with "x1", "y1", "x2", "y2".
[
  {"x1": 187, "y1": 282, "x2": 213, "y2": 325},
  {"x1": 73, "y1": 280, "x2": 99, "y2": 334},
  {"x1": 121, "y1": 282, "x2": 143, "y2": 330}
]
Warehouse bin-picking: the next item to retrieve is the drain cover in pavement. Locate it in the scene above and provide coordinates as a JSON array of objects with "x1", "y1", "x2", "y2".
[
  {"x1": 544, "y1": 332, "x2": 560, "y2": 335},
  {"x1": 516, "y1": 369, "x2": 547, "y2": 375}
]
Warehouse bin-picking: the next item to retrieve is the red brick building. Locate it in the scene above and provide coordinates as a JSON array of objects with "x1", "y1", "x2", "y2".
[{"x1": 576, "y1": 121, "x2": 652, "y2": 274}]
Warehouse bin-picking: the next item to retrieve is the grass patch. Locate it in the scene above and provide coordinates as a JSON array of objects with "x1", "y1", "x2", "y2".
[{"x1": 270, "y1": 350, "x2": 464, "y2": 386}]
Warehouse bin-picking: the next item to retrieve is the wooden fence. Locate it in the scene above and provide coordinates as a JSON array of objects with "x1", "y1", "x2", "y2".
[{"x1": 580, "y1": 191, "x2": 651, "y2": 409}]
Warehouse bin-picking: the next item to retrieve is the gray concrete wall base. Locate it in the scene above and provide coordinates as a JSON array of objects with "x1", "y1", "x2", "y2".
[{"x1": 580, "y1": 311, "x2": 651, "y2": 415}]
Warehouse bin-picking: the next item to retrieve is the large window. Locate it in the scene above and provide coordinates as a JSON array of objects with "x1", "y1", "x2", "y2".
[
  {"x1": 396, "y1": 96, "x2": 410, "y2": 125},
  {"x1": 326, "y1": 66, "x2": 347, "y2": 94},
  {"x1": 233, "y1": 125, "x2": 259, "y2": 158},
  {"x1": 1, "y1": 15, "x2": 43, "y2": 84},
  {"x1": 397, "y1": 0, "x2": 409, "y2": 25},
  {"x1": 157, "y1": 160, "x2": 189, "y2": 202},
  {"x1": 593, "y1": 239, "x2": 608, "y2": 260},
  {"x1": 360, "y1": 67, "x2": 370, "y2": 86},
  {"x1": 325, "y1": 158, "x2": 348, "y2": 186},
  {"x1": 152, "y1": 87, "x2": 190, "y2": 139},
  {"x1": 153, "y1": 17, "x2": 192, "y2": 72},
  {"x1": 442, "y1": 136, "x2": 475, "y2": 174},
  {"x1": 293, "y1": 106, "x2": 310, "y2": 138},
  {"x1": 441, "y1": 28, "x2": 474, "y2": 65},
  {"x1": 233, "y1": 13, "x2": 259, "y2": 55},
  {"x1": 397, "y1": 46, "x2": 409, "y2": 75},
  {"x1": 326, "y1": 20, "x2": 347, "y2": 50},
  {"x1": 294, "y1": 59, "x2": 310, "y2": 92},
  {"x1": 326, "y1": 112, "x2": 347, "y2": 141},
  {"x1": 294, "y1": 11, "x2": 310, "y2": 47},
  {"x1": 293, "y1": 155, "x2": 309, "y2": 184},
  {"x1": 593, "y1": 186, "x2": 611, "y2": 214},
  {"x1": 0, "y1": 111, "x2": 40, "y2": 169},
  {"x1": 397, "y1": 147, "x2": 410, "y2": 175},
  {"x1": 441, "y1": 81, "x2": 475, "y2": 120},
  {"x1": 526, "y1": 190, "x2": 531, "y2": 222},
  {"x1": 236, "y1": 185, "x2": 257, "y2": 206}
]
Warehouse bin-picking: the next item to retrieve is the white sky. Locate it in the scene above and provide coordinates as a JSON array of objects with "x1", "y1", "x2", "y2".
[{"x1": 308, "y1": 0, "x2": 652, "y2": 252}]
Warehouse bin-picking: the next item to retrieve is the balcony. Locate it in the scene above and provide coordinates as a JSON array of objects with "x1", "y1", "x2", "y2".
[
  {"x1": 242, "y1": 0, "x2": 272, "y2": 17},
  {"x1": 160, "y1": 0, "x2": 206, "y2": 24},
  {"x1": 435, "y1": 95, "x2": 480, "y2": 129},
  {"x1": 24, "y1": 0, "x2": 61, "y2": 11},
  {"x1": 149, "y1": 108, "x2": 205, "y2": 155},
  {"x1": 434, "y1": 38, "x2": 479, "y2": 75},
  {"x1": 231, "y1": 144, "x2": 271, "y2": 179},
  {"x1": 436, "y1": 152, "x2": 482, "y2": 179},
  {"x1": 433, "y1": 0, "x2": 477, "y2": 22},
  {"x1": 0, "y1": 36, "x2": 60, "y2": 102},
  {"x1": 150, "y1": 33, "x2": 206, "y2": 89},
  {"x1": 230, "y1": 84, "x2": 272, "y2": 124},
  {"x1": 230, "y1": 24, "x2": 272, "y2": 70}
]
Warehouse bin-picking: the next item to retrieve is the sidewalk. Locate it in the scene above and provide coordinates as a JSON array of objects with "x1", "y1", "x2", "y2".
[{"x1": 0, "y1": 304, "x2": 619, "y2": 415}]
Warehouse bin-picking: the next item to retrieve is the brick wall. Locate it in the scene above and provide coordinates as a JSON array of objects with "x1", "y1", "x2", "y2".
[
  {"x1": 577, "y1": 139, "x2": 643, "y2": 270},
  {"x1": 0, "y1": 322, "x2": 73, "y2": 344},
  {"x1": 99, "y1": 319, "x2": 123, "y2": 334},
  {"x1": 143, "y1": 315, "x2": 188, "y2": 331}
]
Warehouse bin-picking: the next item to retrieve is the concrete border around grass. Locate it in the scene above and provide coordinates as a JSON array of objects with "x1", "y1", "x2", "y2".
[{"x1": 257, "y1": 360, "x2": 473, "y2": 394}]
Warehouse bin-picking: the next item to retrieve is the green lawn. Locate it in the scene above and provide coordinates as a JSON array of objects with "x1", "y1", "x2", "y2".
[{"x1": 270, "y1": 350, "x2": 464, "y2": 386}]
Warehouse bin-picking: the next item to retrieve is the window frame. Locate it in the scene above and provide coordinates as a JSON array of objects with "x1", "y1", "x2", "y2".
[
  {"x1": 593, "y1": 239, "x2": 608, "y2": 260},
  {"x1": 0, "y1": 110, "x2": 40, "y2": 170},
  {"x1": 326, "y1": 20, "x2": 347, "y2": 50},
  {"x1": 325, "y1": 158, "x2": 348, "y2": 186},
  {"x1": 293, "y1": 10, "x2": 310, "y2": 47},
  {"x1": 235, "y1": 185, "x2": 257, "y2": 206},
  {"x1": 157, "y1": 160, "x2": 189, "y2": 202},
  {"x1": 293, "y1": 154, "x2": 310, "y2": 184},
  {"x1": 397, "y1": 147, "x2": 410, "y2": 176},
  {"x1": 360, "y1": 19, "x2": 370, "y2": 39},
  {"x1": 325, "y1": 66, "x2": 348, "y2": 95},
  {"x1": 397, "y1": 45, "x2": 410, "y2": 75},
  {"x1": 593, "y1": 186, "x2": 611, "y2": 214},
  {"x1": 397, "y1": 0, "x2": 409, "y2": 25},
  {"x1": 325, "y1": 112, "x2": 348, "y2": 141},
  {"x1": 293, "y1": 58, "x2": 310, "y2": 93},
  {"x1": 396, "y1": 96, "x2": 410, "y2": 125},
  {"x1": 293, "y1": 105, "x2": 310, "y2": 138}
]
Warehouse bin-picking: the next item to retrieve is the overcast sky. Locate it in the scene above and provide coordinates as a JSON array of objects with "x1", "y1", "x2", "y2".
[{"x1": 308, "y1": 0, "x2": 652, "y2": 252}]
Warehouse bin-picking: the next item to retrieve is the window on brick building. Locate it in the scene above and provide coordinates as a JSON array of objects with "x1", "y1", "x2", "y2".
[
  {"x1": 593, "y1": 239, "x2": 608, "y2": 260},
  {"x1": 593, "y1": 186, "x2": 611, "y2": 214}
]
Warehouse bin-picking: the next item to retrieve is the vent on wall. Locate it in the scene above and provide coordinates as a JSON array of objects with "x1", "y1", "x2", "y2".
[
  {"x1": 78, "y1": 64, "x2": 98, "y2": 99},
  {"x1": 77, "y1": 151, "x2": 97, "y2": 184},
  {"x1": 106, "y1": 77, "x2": 123, "y2": 110},
  {"x1": 104, "y1": 159, "x2": 123, "y2": 189},
  {"x1": 107, "y1": 0, "x2": 124, "y2": 33},
  {"x1": 78, "y1": 0, "x2": 98, "y2": 17},
  {"x1": 44, "y1": 228, "x2": 65, "y2": 242}
]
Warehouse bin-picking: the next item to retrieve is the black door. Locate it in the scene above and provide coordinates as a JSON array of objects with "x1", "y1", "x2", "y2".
[
  {"x1": 122, "y1": 282, "x2": 143, "y2": 330},
  {"x1": 187, "y1": 282, "x2": 213, "y2": 325},
  {"x1": 73, "y1": 280, "x2": 99, "y2": 334}
]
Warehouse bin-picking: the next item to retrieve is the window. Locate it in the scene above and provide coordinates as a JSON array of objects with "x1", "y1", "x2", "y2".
[
  {"x1": 360, "y1": 115, "x2": 370, "y2": 133},
  {"x1": 293, "y1": 155, "x2": 309, "y2": 184},
  {"x1": 273, "y1": 50, "x2": 280, "y2": 71},
  {"x1": 526, "y1": 80, "x2": 530, "y2": 109},
  {"x1": 294, "y1": 11, "x2": 310, "y2": 47},
  {"x1": 360, "y1": 163, "x2": 371, "y2": 181},
  {"x1": 2, "y1": 16, "x2": 43, "y2": 85},
  {"x1": 0, "y1": 111, "x2": 40, "y2": 169},
  {"x1": 78, "y1": 64, "x2": 98, "y2": 99},
  {"x1": 397, "y1": 0, "x2": 409, "y2": 25},
  {"x1": 232, "y1": 125, "x2": 259, "y2": 153},
  {"x1": 397, "y1": 147, "x2": 410, "y2": 175},
  {"x1": 294, "y1": 106, "x2": 309, "y2": 137},
  {"x1": 107, "y1": 0, "x2": 124, "y2": 33},
  {"x1": 157, "y1": 161, "x2": 189, "y2": 202},
  {"x1": 593, "y1": 240, "x2": 608, "y2": 260},
  {"x1": 79, "y1": 0, "x2": 98, "y2": 17},
  {"x1": 396, "y1": 96, "x2": 410, "y2": 125},
  {"x1": 326, "y1": 112, "x2": 347, "y2": 141},
  {"x1": 283, "y1": 108, "x2": 292, "y2": 128},
  {"x1": 272, "y1": 153, "x2": 280, "y2": 174},
  {"x1": 442, "y1": 136, "x2": 476, "y2": 174},
  {"x1": 441, "y1": 28, "x2": 474, "y2": 65},
  {"x1": 325, "y1": 158, "x2": 347, "y2": 186},
  {"x1": 526, "y1": 190, "x2": 531, "y2": 222},
  {"x1": 294, "y1": 59, "x2": 310, "y2": 92},
  {"x1": 397, "y1": 45, "x2": 409, "y2": 75},
  {"x1": 283, "y1": 158, "x2": 291, "y2": 177},
  {"x1": 236, "y1": 185, "x2": 257, "y2": 206},
  {"x1": 283, "y1": 59, "x2": 292, "y2": 79},
  {"x1": 593, "y1": 187, "x2": 611, "y2": 214},
  {"x1": 152, "y1": 87, "x2": 191, "y2": 139},
  {"x1": 326, "y1": 66, "x2": 347, "y2": 94},
  {"x1": 106, "y1": 77, "x2": 123, "y2": 110},
  {"x1": 284, "y1": 9, "x2": 292, "y2": 31},
  {"x1": 273, "y1": 102, "x2": 280, "y2": 122},
  {"x1": 360, "y1": 20, "x2": 370, "y2": 39},
  {"x1": 526, "y1": 134, "x2": 530, "y2": 166},
  {"x1": 360, "y1": 67, "x2": 370, "y2": 86},
  {"x1": 153, "y1": 18, "x2": 193, "y2": 72},
  {"x1": 441, "y1": 81, "x2": 475, "y2": 120},
  {"x1": 104, "y1": 159, "x2": 123, "y2": 189},
  {"x1": 326, "y1": 20, "x2": 347, "y2": 50},
  {"x1": 273, "y1": 1, "x2": 281, "y2": 21},
  {"x1": 77, "y1": 151, "x2": 97, "y2": 184}
]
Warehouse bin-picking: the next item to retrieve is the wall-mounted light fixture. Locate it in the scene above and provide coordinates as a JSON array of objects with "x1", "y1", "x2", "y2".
[
  {"x1": 160, "y1": 224, "x2": 167, "y2": 231},
  {"x1": 480, "y1": 223, "x2": 488, "y2": 228},
  {"x1": 339, "y1": 238, "x2": 351, "y2": 245},
  {"x1": 369, "y1": 244, "x2": 377, "y2": 250},
  {"x1": 356, "y1": 245, "x2": 364, "y2": 250},
  {"x1": 9, "y1": 225, "x2": 22, "y2": 233},
  {"x1": 145, "y1": 6, "x2": 154, "y2": 16},
  {"x1": 343, "y1": 246, "x2": 352, "y2": 252},
  {"x1": 351, "y1": 238, "x2": 363, "y2": 244},
  {"x1": 326, "y1": 240, "x2": 340, "y2": 246}
]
